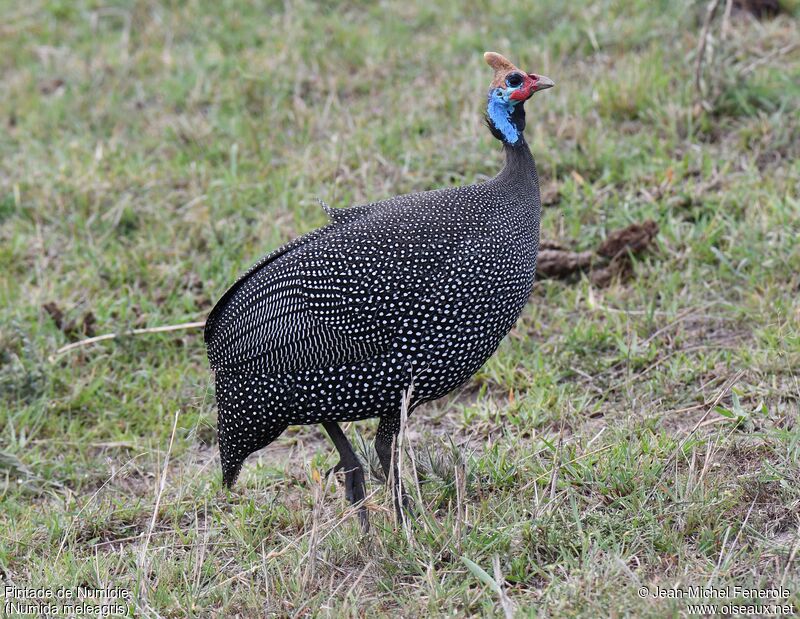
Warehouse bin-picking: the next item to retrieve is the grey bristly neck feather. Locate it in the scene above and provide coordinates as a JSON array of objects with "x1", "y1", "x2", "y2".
[{"x1": 497, "y1": 136, "x2": 538, "y2": 191}]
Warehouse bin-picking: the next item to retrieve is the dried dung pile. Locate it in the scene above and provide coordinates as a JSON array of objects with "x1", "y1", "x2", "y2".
[{"x1": 538, "y1": 220, "x2": 659, "y2": 286}]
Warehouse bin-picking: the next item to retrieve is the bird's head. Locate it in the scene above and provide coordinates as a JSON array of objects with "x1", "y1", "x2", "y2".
[{"x1": 484, "y1": 51, "x2": 554, "y2": 145}]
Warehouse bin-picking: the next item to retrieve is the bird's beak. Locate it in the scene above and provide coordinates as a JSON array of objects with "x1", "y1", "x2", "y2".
[{"x1": 531, "y1": 74, "x2": 555, "y2": 93}]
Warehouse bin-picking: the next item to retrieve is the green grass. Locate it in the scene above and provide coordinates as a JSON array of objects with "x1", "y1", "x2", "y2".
[{"x1": 1, "y1": 0, "x2": 799, "y2": 616}]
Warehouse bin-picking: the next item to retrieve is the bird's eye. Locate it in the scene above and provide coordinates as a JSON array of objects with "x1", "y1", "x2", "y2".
[{"x1": 506, "y1": 73, "x2": 523, "y2": 88}]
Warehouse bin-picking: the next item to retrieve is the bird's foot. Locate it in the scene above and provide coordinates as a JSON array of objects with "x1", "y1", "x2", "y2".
[
  {"x1": 392, "y1": 488, "x2": 415, "y2": 524},
  {"x1": 325, "y1": 460, "x2": 345, "y2": 478},
  {"x1": 327, "y1": 461, "x2": 369, "y2": 531},
  {"x1": 345, "y1": 466, "x2": 369, "y2": 531}
]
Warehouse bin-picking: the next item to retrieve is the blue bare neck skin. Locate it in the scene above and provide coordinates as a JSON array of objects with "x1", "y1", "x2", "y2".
[
  {"x1": 487, "y1": 86, "x2": 525, "y2": 144},
  {"x1": 487, "y1": 95, "x2": 520, "y2": 143}
]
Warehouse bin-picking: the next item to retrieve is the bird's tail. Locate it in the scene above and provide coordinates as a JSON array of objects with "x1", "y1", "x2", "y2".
[{"x1": 214, "y1": 369, "x2": 289, "y2": 488}]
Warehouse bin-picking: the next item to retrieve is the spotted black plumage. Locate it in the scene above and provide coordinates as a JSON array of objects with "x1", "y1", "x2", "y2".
[{"x1": 205, "y1": 52, "x2": 554, "y2": 526}]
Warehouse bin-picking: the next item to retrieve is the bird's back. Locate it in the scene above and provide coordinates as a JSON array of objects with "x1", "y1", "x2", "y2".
[{"x1": 205, "y1": 177, "x2": 539, "y2": 384}]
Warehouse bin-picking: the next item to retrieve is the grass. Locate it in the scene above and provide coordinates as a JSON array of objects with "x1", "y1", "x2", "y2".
[{"x1": 1, "y1": 0, "x2": 799, "y2": 616}]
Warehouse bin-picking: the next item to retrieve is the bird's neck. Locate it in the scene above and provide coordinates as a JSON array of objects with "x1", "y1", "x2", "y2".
[{"x1": 497, "y1": 136, "x2": 538, "y2": 191}]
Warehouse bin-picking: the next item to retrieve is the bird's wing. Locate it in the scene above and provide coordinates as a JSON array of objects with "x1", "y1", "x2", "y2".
[
  {"x1": 205, "y1": 197, "x2": 383, "y2": 350},
  {"x1": 203, "y1": 226, "x2": 334, "y2": 351},
  {"x1": 205, "y1": 212, "x2": 464, "y2": 373}
]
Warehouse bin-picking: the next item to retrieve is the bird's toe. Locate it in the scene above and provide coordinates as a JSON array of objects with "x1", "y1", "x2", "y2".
[
  {"x1": 326, "y1": 461, "x2": 345, "y2": 478},
  {"x1": 343, "y1": 466, "x2": 366, "y2": 504},
  {"x1": 342, "y1": 467, "x2": 370, "y2": 531}
]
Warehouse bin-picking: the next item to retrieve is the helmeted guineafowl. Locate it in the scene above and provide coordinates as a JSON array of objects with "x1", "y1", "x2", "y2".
[{"x1": 204, "y1": 52, "x2": 553, "y2": 527}]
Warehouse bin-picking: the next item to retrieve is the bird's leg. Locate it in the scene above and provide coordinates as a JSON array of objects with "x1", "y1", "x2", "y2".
[
  {"x1": 375, "y1": 415, "x2": 413, "y2": 521},
  {"x1": 322, "y1": 421, "x2": 368, "y2": 530}
]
